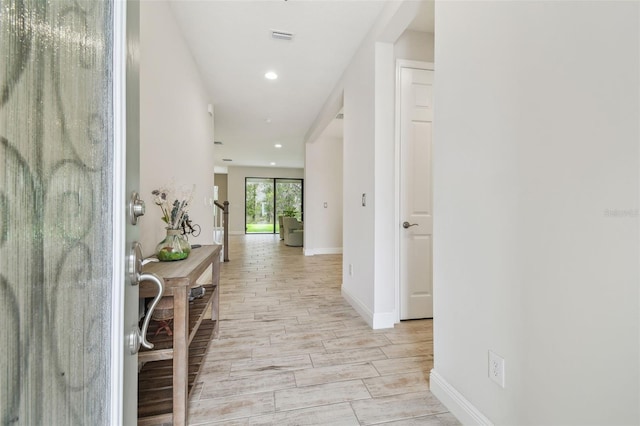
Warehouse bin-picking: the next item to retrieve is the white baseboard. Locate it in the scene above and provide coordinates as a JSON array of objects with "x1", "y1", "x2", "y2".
[
  {"x1": 341, "y1": 287, "x2": 395, "y2": 330},
  {"x1": 430, "y1": 370, "x2": 493, "y2": 426},
  {"x1": 372, "y1": 311, "x2": 395, "y2": 329},
  {"x1": 304, "y1": 247, "x2": 343, "y2": 256},
  {"x1": 341, "y1": 286, "x2": 373, "y2": 328}
]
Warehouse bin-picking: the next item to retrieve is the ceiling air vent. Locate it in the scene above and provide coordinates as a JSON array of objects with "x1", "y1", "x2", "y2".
[
  {"x1": 271, "y1": 30, "x2": 294, "y2": 41},
  {"x1": 214, "y1": 141, "x2": 223, "y2": 145},
  {"x1": 335, "y1": 113, "x2": 344, "y2": 120},
  {"x1": 222, "y1": 158, "x2": 232, "y2": 162}
]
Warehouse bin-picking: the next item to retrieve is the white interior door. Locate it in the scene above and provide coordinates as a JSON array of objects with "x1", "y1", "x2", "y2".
[{"x1": 399, "y1": 65, "x2": 434, "y2": 320}]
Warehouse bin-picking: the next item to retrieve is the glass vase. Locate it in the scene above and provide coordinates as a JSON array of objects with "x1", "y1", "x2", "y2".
[{"x1": 156, "y1": 229, "x2": 191, "y2": 261}]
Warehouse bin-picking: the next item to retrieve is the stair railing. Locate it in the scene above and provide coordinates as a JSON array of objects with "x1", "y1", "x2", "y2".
[{"x1": 213, "y1": 200, "x2": 229, "y2": 262}]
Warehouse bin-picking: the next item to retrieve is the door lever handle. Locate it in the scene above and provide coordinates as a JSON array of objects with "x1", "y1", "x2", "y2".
[
  {"x1": 127, "y1": 242, "x2": 164, "y2": 354},
  {"x1": 402, "y1": 221, "x2": 419, "y2": 229},
  {"x1": 138, "y1": 273, "x2": 164, "y2": 349}
]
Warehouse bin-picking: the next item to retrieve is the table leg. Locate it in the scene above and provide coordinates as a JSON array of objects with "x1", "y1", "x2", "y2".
[
  {"x1": 211, "y1": 256, "x2": 220, "y2": 338},
  {"x1": 172, "y1": 287, "x2": 189, "y2": 426}
]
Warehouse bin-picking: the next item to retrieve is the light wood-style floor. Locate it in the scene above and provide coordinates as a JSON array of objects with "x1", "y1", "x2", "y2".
[{"x1": 188, "y1": 234, "x2": 458, "y2": 425}]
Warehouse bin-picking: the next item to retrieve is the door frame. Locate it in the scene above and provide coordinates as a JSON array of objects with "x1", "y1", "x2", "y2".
[
  {"x1": 394, "y1": 59, "x2": 434, "y2": 323},
  {"x1": 109, "y1": 0, "x2": 128, "y2": 422},
  {"x1": 244, "y1": 177, "x2": 304, "y2": 234}
]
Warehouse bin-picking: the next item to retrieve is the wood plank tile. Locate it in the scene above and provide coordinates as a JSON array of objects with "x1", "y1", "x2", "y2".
[
  {"x1": 310, "y1": 347, "x2": 388, "y2": 368},
  {"x1": 380, "y1": 412, "x2": 461, "y2": 426},
  {"x1": 199, "y1": 371, "x2": 296, "y2": 400},
  {"x1": 350, "y1": 391, "x2": 448, "y2": 425},
  {"x1": 363, "y1": 371, "x2": 430, "y2": 398},
  {"x1": 285, "y1": 321, "x2": 347, "y2": 334},
  {"x1": 380, "y1": 341, "x2": 432, "y2": 358},
  {"x1": 197, "y1": 360, "x2": 232, "y2": 382},
  {"x1": 269, "y1": 331, "x2": 337, "y2": 345},
  {"x1": 253, "y1": 313, "x2": 305, "y2": 322},
  {"x1": 322, "y1": 335, "x2": 393, "y2": 352},
  {"x1": 275, "y1": 380, "x2": 371, "y2": 411},
  {"x1": 252, "y1": 340, "x2": 326, "y2": 359},
  {"x1": 383, "y1": 331, "x2": 433, "y2": 345},
  {"x1": 219, "y1": 312, "x2": 255, "y2": 321},
  {"x1": 188, "y1": 391, "x2": 274, "y2": 425},
  {"x1": 247, "y1": 402, "x2": 360, "y2": 425},
  {"x1": 202, "y1": 346, "x2": 252, "y2": 362},
  {"x1": 371, "y1": 356, "x2": 432, "y2": 376},
  {"x1": 208, "y1": 335, "x2": 271, "y2": 349},
  {"x1": 294, "y1": 362, "x2": 380, "y2": 387},
  {"x1": 187, "y1": 235, "x2": 455, "y2": 425},
  {"x1": 229, "y1": 354, "x2": 313, "y2": 378},
  {"x1": 339, "y1": 318, "x2": 374, "y2": 328},
  {"x1": 332, "y1": 326, "x2": 388, "y2": 339},
  {"x1": 296, "y1": 311, "x2": 361, "y2": 324}
]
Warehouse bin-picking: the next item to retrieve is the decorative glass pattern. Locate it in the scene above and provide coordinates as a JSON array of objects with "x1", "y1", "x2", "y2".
[{"x1": 0, "y1": 0, "x2": 114, "y2": 423}]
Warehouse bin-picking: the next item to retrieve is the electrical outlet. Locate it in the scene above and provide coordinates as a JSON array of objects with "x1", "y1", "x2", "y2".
[
  {"x1": 488, "y1": 350, "x2": 505, "y2": 388},
  {"x1": 348, "y1": 264, "x2": 353, "y2": 276}
]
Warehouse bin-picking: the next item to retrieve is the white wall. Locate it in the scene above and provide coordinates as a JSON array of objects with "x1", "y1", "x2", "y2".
[
  {"x1": 304, "y1": 134, "x2": 343, "y2": 255},
  {"x1": 395, "y1": 30, "x2": 434, "y2": 62},
  {"x1": 307, "y1": 1, "x2": 429, "y2": 328},
  {"x1": 341, "y1": 37, "x2": 378, "y2": 323},
  {"x1": 139, "y1": 1, "x2": 215, "y2": 257},
  {"x1": 227, "y1": 166, "x2": 304, "y2": 235},
  {"x1": 373, "y1": 40, "x2": 396, "y2": 327},
  {"x1": 431, "y1": 2, "x2": 639, "y2": 425}
]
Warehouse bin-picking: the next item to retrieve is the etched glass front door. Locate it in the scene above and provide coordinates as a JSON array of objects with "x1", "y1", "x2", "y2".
[{"x1": 1, "y1": 0, "x2": 116, "y2": 423}]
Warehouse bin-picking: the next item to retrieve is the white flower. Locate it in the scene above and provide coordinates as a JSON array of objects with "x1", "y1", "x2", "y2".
[{"x1": 151, "y1": 183, "x2": 195, "y2": 229}]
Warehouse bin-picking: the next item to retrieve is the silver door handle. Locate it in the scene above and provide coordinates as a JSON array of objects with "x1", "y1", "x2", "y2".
[
  {"x1": 403, "y1": 221, "x2": 419, "y2": 229},
  {"x1": 138, "y1": 273, "x2": 164, "y2": 349},
  {"x1": 127, "y1": 242, "x2": 164, "y2": 354}
]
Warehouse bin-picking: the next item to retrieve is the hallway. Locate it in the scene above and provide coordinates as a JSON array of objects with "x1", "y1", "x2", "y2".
[{"x1": 188, "y1": 235, "x2": 457, "y2": 425}]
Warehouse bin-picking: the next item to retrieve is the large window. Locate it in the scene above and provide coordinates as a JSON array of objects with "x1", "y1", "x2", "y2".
[{"x1": 245, "y1": 178, "x2": 303, "y2": 234}]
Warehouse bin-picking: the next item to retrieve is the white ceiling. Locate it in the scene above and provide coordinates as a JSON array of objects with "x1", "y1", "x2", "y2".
[{"x1": 169, "y1": 0, "x2": 433, "y2": 169}]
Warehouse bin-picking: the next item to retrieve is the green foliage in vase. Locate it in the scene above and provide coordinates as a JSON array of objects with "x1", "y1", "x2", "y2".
[{"x1": 157, "y1": 247, "x2": 190, "y2": 261}]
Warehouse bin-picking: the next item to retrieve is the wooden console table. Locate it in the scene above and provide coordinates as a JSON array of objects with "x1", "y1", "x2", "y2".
[{"x1": 137, "y1": 245, "x2": 221, "y2": 426}]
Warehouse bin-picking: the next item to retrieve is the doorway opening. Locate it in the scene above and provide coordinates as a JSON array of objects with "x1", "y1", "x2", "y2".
[{"x1": 245, "y1": 177, "x2": 303, "y2": 234}]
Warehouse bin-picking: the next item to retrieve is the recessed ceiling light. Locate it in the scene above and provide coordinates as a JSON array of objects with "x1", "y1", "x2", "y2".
[
  {"x1": 270, "y1": 162, "x2": 276, "y2": 166},
  {"x1": 274, "y1": 143, "x2": 282, "y2": 148},
  {"x1": 265, "y1": 71, "x2": 278, "y2": 80},
  {"x1": 265, "y1": 118, "x2": 272, "y2": 124}
]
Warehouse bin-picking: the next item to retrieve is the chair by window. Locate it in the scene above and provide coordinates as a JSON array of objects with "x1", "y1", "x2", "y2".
[{"x1": 282, "y1": 217, "x2": 303, "y2": 247}]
